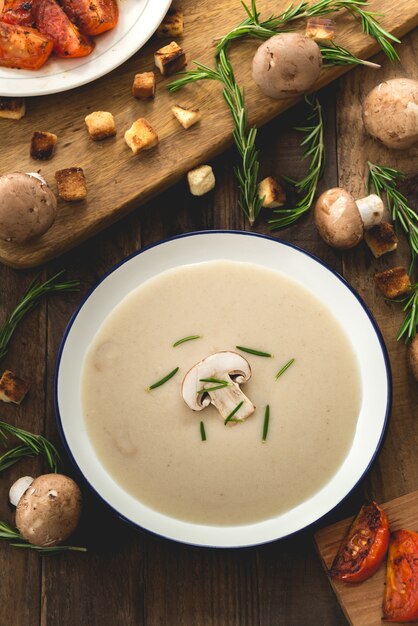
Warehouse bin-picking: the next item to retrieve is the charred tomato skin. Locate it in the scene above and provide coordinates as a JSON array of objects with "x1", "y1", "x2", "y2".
[
  {"x1": 59, "y1": 0, "x2": 118, "y2": 36},
  {"x1": 32, "y1": 0, "x2": 94, "y2": 58},
  {"x1": 383, "y1": 529, "x2": 418, "y2": 623},
  {"x1": 0, "y1": 21, "x2": 53, "y2": 70},
  {"x1": 330, "y1": 501, "x2": 389, "y2": 583},
  {"x1": 2, "y1": 1, "x2": 34, "y2": 26}
]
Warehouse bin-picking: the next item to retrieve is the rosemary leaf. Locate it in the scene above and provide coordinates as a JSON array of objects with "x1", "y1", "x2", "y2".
[
  {"x1": 275, "y1": 358, "x2": 295, "y2": 380},
  {"x1": 236, "y1": 346, "x2": 272, "y2": 357},
  {"x1": 224, "y1": 401, "x2": 244, "y2": 425},
  {"x1": 0, "y1": 420, "x2": 60, "y2": 473},
  {"x1": 173, "y1": 335, "x2": 201, "y2": 347},
  {"x1": 199, "y1": 377, "x2": 229, "y2": 384},
  {"x1": 200, "y1": 421, "x2": 207, "y2": 441},
  {"x1": 0, "y1": 521, "x2": 86, "y2": 554},
  {"x1": 262, "y1": 405, "x2": 270, "y2": 442},
  {"x1": 148, "y1": 367, "x2": 179, "y2": 390},
  {"x1": 197, "y1": 383, "x2": 229, "y2": 394},
  {"x1": 0, "y1": 271, "x2": 79, "y2": 362}
]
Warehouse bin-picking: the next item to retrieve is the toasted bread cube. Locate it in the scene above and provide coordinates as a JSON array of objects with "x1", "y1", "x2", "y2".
[
  {"x1": 55, "y1": 167, "x2": 87, "y2": 201},
  {"x1": 132, "y1": 72, "x2": 156, "y2": 100},
  {"x1": 85, "y1": 111, "x2": 116, "y2": 141},
  {"x1": 172, "y1": 105, "x2": 201, "y2": 129},
  {"x1": 258, "y1": 176, "x2": 286, "y2": 208},
  {"x1": 305, "y1": 17, "x2": 335, "y2": 40},
  {"x1": 154, "y1": 41, "x2": 186, "y2": 76},
  {"x1": 0, "y1": 370, "x2": 30, "y2": 405},
  {"x1": 156, "y1": 8, "x2": 184, "y2": 38},
  {"x1": 374, "y1": 266, "x2": 411, "y2": 299},
  {"x1": 364, "y1": 222, "x2": 398, "y2": 258},
  {"x1": 187, "y1": 165, "x2": 215, "y2": 196},
  {"x1": 0, "y1": 97, "x2": 25, "y2": 120},
  {"x1": 124, "y1": 118, "x2": 159, "y2": 155},
  {"x1": 30, "y1": 131, "x2": 58, "y2": 160}
]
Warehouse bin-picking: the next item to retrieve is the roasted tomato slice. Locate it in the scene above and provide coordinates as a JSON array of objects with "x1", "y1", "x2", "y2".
[
  {"x1": 383, "y1": 529, "x2": 418, "y2": 622},
  {"x1": 32, "y1": 0, "x2": 94, "y2": 58},
  {"x1": 0, "y1": 21, "x2": 53, "y2": 69},
  {"x1": 59, "y1": 0, "x2": 118, "y2": 36},
  {"x1": 330, "y1": 501, "x2": 389, "y2": 583},
  {"x1": 2, "y1": 1, "x2": 34, "y2": 26}
]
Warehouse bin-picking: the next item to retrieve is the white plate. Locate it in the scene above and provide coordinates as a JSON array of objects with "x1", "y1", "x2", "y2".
[
  {"x1": 55, "y1": 231, "x2": 391, "y2": 548},
  {"x1": 0, "y1": 0, "x2": 171, "y2": 97}
]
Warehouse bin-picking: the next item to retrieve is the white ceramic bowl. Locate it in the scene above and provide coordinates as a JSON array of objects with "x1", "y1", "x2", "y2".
[
  {"x1": 55, "y1": 231, "x2": 391, "y2": 547},
  {"x1": 0, "y1": 0, "x2": 171, "y2": 97}
]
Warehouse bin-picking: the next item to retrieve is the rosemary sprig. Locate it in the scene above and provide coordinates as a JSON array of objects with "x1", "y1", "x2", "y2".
[
  {"x1": 0, "y1": 271, "x2": 79, "y2": 362},
  {"x1": 200, "y1": 421, "x2": 207, "y2": 441},
  {"x1": 147, "y1": 367, "x2": 179, "y2": 390},
  {"x1": 173, "y1": 335, "x2": 201, "y2": 347},
  {"x1": 0, "y1": 420, "x2": 60, "y2": 473},
  {"x1": 262, "y1": 405, "x2": 270, "y2": 442},
  {"x1": 269, "y1": 96, "x2": 324, "y2": 229},
  {"x1": 0, "y1": 521, "x2": 86, "y2": 554},
  {"x1": 236, "y1": 345, "x2": 272, "y2": 357},
  {"x1": 275, "y1": 358, "x2": 295, "y2": 380},
  {"x1": 319, "y1": 42, "x2": 380, "y2": 68},
  {"x1": 367, "y1": 163, "x2": 418, "y2": 343},
  {"x1": 224, "y1": 400, "x2": 244, "y2": 425}
]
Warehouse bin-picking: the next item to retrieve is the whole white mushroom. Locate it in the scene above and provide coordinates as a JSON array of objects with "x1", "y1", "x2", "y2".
[{"x1": 252, "y1": 33, "x2": 322, "y2": 100}]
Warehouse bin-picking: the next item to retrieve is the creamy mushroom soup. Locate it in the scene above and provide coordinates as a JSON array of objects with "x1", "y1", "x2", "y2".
[{"x1": 82, "y1": 261, "x2": 361, "y2": 526}]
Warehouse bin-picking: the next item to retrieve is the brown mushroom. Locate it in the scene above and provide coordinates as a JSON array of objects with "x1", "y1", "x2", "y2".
[
  {"x1": 252, "y1": 33, "x2": 322, "y2": 100},
  {"x1": 362, "y1": 78, "x2": 418, "y2": 150},
  {"x1": 314, "y1": 187, "x2": 384, "y2": 249},
  {"x1": 0, "y1": 172, "x2": 57, "y2": 243},
  {"x1": 409, "y1": 335, "x2": 418, "y2": 382},
  {"x1": 10, "y1": 474, "x2": 82, "y2": 547}
]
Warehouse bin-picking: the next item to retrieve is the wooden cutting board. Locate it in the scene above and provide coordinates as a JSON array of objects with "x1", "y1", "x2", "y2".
[
  {"x1": 1, "y1": 0, "x2": 417, "y2": 269},
  {"x1": 314, "y1": 490, "x2": 418, "y2": 626}
]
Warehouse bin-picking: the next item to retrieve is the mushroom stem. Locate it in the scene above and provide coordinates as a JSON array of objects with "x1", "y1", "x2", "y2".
[
  {"x1": 208, "y1": 383, "x2": 255, "y2": 424},
  {"x1": 355, "y1": 194, "x2": 384, "y2": 229},
  {"x1": 9, "y1": 476, "x2": 34, "y2": 507}
]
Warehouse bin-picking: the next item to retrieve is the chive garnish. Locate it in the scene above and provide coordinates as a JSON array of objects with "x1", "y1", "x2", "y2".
[
  {"x1": 200, "y1": 421, "x2": 207, "y2": 441},
  {"x1": 236, "y1": 346, "x2": 272, "y2": 358},
  {"x1": 173, "y1": 335, "x2": 201, "y2": 347},
  {"x1": 262, "y1": 405, "x2": 270, "y2": 443},
  {"x1": 275, "y1": 358, "x2": 295, "y2": 380},
  {"x1": 224, "y1": 401, "x2": 244, "y2": 425},
  {"x1": 199, "y1": 377, "x2": 228, "y2": 384},
  {"x1": 148, "y1": 367, "x2": 179, "y2": 390},
  {"x1": 197, "y1": 383, "x2": 229, "y2": 394}
]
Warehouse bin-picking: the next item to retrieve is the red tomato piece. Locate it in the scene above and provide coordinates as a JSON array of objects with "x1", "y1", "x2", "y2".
[
  {"x1": 2, "y1": 1, "x2": 34, "y2": 26},
  {"x1": 59, "y1": 0, "x2": 118, "y2": 36},
  {"x1": 330, "y1": 501, "x2": 390, "y2": 583},
  {"x1": 383, "y1": 529, "x2": 418, "y2": 622},
  {"x1": 32, "y1": 0, "x2": 94, "y2": 58},
  {"x1": 0, "y1": 21, "x2": 53, "y2": 69}
]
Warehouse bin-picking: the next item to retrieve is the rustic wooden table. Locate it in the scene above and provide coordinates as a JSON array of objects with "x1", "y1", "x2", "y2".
[{"x1": 1, "y1": 29, "x2": 417, "y2": 626}]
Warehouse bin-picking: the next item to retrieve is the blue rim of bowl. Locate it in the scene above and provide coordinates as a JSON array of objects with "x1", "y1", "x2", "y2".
[{"x1": 54, "y1": 230, "x2": 392, "y2": 548}]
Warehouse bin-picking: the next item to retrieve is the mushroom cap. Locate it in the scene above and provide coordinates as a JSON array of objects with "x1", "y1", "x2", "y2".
[
  {"x1": 362, "y1": 78, "x2": 418, "y2": 150},
  {"x1": 252, "y1": 33, "x2": 322, "y2": 100},
  {"x1": 0, "y1": 172, "x2": 57, "y2": 243},
  {"x1": 409, "y1": 335, "x2": 418, "y2": 382},
  {"x1": 314, "y1": 187, "x2": 364, "y2": 249},
  {"x1": 15, "y1": 474, "x2": 82, "y2": 547},
  {"x1": 182, "y1": 351, "x2": 252, "y2": 411}
]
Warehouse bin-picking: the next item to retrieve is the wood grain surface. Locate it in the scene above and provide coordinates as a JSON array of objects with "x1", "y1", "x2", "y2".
[
  {"x1": 0, "y1": 7, "x2": 417, "y2": 626},
  {"x1": 0, "y1": 0, "x2": 417, "y2": 268},
  {"x1": 314, "y1": 491, "x2": 418, "y2": 626}
]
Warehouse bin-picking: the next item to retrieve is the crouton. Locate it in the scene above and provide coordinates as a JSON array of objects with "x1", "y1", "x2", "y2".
[
  {"x1": 30, "y1": 131, "x2": 58, "y2": 160},
  {"x1": 0, "y1": 370, "x2": 30, "y2": 405},
  {"x1": 132, "y1": 72, "x2": 156, "y2": 100},
  {"x1": 258, "y1": 176, "x2": 286, "y2": 208},
  {"x1": 171, "y1": 105, "x2": 201, "y2": 129},
  {"x1": 374, "y1": 266, "x2": 411, "y2": 299},
  {"x1": 187, "y1": 165, "x2": 215, "y2": 196},
  {"x1": 124, "y1": 118, "x2": 159, "y2": 155},
  {"x1": 0, "y1": 97, "x2": 25, "y2": 120},
  {"x1": 156, "y1": 8, "x2": 184, "y2": 38},
  {"x1": 305, "y1": 17, "x2": 335, "y2": 40},
  {"x1": 55, "y1": 167, "x2": 87, "y2": 201},
  {"x1": 154, "y1": 41, "x2": 186, "y2": 76},
  {"x1": 364, "y1": 222, "x2": 398, "y2": 258},
  {"x1": 84, "y1": 111, "x2": 116, "y2": 141}
]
